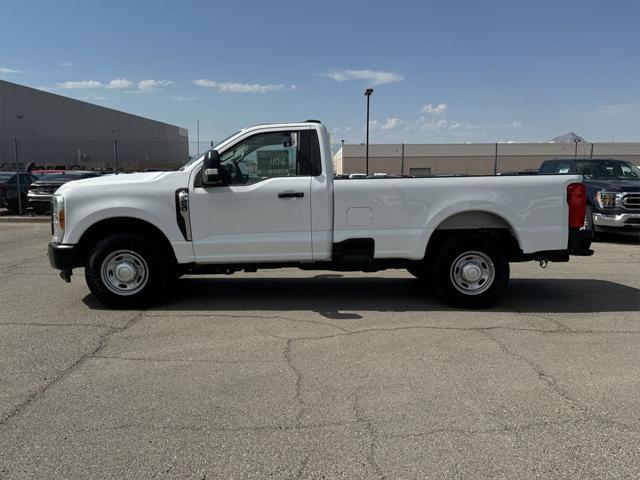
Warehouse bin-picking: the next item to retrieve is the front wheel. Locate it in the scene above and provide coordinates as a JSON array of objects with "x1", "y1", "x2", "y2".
[
  {"x1": 430, "y1": 234, "x2": 509, "y2": 308},
  {"x1": 85, "y1": 233, "x2": 171, "y2": 308}
]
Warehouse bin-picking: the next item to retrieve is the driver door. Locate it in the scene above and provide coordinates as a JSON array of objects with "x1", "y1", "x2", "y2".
[{"x1": 189, "y1": 129, "x2": 313, "y2": 263}]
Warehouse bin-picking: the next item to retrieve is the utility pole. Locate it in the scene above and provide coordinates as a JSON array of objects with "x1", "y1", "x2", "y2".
[
  {"x1": 401, "y1": 143, "x2": 405, "y2": 176},
  {"x1": 113, "y1": 139, "x2": 119, "y2": 174},
  {"x1": 574, "y1": 138, "x2": 581, "y2": 159},
  {"x1": 364, "y1": 88, "x2": 373, "y2": 175},
  {"x1": 13, "y1": 139, "x2": 22, "y2": 215},
  {"x1": 493, "y1": 143, "x2": 498, "y2": 175}
]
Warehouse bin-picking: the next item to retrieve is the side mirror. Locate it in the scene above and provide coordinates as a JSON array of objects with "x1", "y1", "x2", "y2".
[{"x1": 202, "y1": 150, "x2": 224, "y2": 186}]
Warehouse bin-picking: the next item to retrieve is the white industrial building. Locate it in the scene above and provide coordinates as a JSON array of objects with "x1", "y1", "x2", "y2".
[
  {"x1": 0, "y1": 80, "x2": 188, "y2": 171},
  {"x1": 333, "y1": 142, "x2": 640, "y2": 176}
]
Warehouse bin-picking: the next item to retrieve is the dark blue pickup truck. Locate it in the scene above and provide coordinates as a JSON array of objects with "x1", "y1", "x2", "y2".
[{"x1": 539, "y1": 158, "x2": 640, "y2": 237}]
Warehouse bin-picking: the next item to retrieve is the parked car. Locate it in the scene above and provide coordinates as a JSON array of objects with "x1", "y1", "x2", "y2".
[
  {"x1": 0, "y1": 172, "x2": 39, "y2": 214},
  {"x1": 27, "y1": 171, "x2": 102, "y2": 214},
  {"x1": 539, "y1": 158, "x2": 640, "y2": 236},
  {"x1": 48, "y1": 121, "x2": 592, "y2": 309}
]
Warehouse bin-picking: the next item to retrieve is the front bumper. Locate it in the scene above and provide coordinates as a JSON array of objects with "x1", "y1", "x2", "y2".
[
  {"x1": 48, "y1": 242, "x2": 76, "y2": 270},
  {"x1": 592, "y1": 212, "x2": 640, "y2": 229},
  {"x1": 27, "y1": 193, "x2": 54, "y2": 204}
]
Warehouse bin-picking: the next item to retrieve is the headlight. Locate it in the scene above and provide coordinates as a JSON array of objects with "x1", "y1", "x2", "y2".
[
  {"x1": 52, "y1": 195, "x2": 65, "y2": 242},
  {"x1": 595, "y1": 191, "x2": 618, "y2": 209}
]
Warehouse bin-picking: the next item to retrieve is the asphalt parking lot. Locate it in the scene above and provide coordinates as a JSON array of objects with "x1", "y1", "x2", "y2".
[{"x1": 0, "y1": 223, "x2": 638, "y2": 479}]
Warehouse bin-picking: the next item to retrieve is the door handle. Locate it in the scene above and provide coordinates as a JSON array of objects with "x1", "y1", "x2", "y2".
[{"x1": 277, "y1": 192, "x2": 304, "y2": 199}]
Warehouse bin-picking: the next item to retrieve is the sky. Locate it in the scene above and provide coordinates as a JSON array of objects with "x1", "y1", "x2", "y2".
[{"x1": 1, "y1": 0, "x2": 639, "y2": 145}]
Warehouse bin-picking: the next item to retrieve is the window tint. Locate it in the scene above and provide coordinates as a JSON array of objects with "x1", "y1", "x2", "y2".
[
  {"x1": 218, "y1": 130, "x2": 320, "y2": 185},
  {"x1": 575, "y1": 160, "x2": 640, "y2": 179},
  {"x1": 539, "y1": 161, "x2": 557, "y2": 174}
]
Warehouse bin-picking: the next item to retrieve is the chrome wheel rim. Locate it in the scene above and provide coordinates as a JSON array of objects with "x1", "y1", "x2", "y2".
[
  {"x1": 450, "y1": 251, "x2": 495, "y2": 295},
  {"x1": 100, "y1": 250, "x2": 149, "y2": 296}
]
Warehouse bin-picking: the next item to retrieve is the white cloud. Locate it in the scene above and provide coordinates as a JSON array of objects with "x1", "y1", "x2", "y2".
[
  {"x1": 321, "y1": 69, "x2": 403, "y2": 86},
  {"x1": 380, "y1": 117, "x2": 406, "y2": 130},
  {"x1": 55, "y1": 78, "x2": 170, "y2": 94},
  {"x1": 106, "y1": 78, "x2": 133, "y2": 89},
  {"x1": 421, "y1": 103, "x2": 448, "y2": 115},
  {"x1": 422, "y1": 119, "x2": 450, "y2": 130},
  {"x1": 137, "y1": 79, "x2": 173, "y2": 93},
  {"x1": 1, "y1": 66, "x2": 25, "y2": 74},
  {"x1": 57, "y1": 80, "x2": 103, "y2": 89},
  {"x1": 58, "y1": 62, "x2": 72, "y2": 67},
  {"x1": 79, "y1": 94, "x2": 107, "y2": 102},
  {"x1": 167, "y1": 95, "x2": 198, "y2": 101},
  {"x1": 194, "y1": 79, "x2": 294, "y2": 93}
]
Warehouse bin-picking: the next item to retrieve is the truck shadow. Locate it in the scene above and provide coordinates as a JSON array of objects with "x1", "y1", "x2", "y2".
[{"x1": 110, "y1": 276, "x2": 640, "y2": 318}]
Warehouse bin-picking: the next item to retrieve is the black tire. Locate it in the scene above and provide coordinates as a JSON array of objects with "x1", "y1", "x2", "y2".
[
  {"x1": 585, "y1": 206, "x2": 599, "y2": 241},
  {"x1": 85, "y1": 233, "x2": 170, "y2": 308},
  {"x1": 429, "y1": 234, "x2": 509, "y2": 308}
]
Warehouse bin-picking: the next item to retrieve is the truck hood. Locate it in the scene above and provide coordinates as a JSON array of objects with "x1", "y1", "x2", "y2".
[
  {"x1": 584, "y1": 178, "x2": 640, "y2": 192},
  {"x1": 56, "y1": 171, "x2": 173, "y2": 194}
]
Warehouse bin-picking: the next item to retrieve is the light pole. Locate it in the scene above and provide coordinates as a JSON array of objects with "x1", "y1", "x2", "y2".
[
  {"x1": 574, "y1": 138, "x2": 581, "y2": 158},
  {"x1": 364, "y1": 88, "x2": 373, "y2": 175},
  {"x1": 15, "y1": 115, "x2": 25, "y2": 215},
  {"x1": 111, "y1": 129, "x2": 118, "y2": 174}
]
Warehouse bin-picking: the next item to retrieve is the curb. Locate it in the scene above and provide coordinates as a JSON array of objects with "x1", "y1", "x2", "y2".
[{"x1": 0, "y1": 216, "x2": 50, "y2": 224}]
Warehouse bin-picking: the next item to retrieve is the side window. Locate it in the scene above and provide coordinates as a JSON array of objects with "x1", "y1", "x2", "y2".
[
  {"x1": 556, "y1": 162, "x2": 572, "y2": 174},
  {"x1": 218, "y1": 129, "x2": 322, "y2": 185},
  {"x1": 219, "y1": 131, "x2": 298, "y2": 185},
  {"x1": 539, "y1": 161, "x2": 557, "y2": 174}
]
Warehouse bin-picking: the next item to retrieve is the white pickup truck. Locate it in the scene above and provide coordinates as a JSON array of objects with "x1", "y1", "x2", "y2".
[{"x1": 48, "y1": 120, "x2": 593, "y2": 308}]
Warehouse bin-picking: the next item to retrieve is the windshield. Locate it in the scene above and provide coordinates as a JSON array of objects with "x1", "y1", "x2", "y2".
[
  {"x1": 178, "y1": 130, "x2": 242, "y2": 171},
  {"x1": 575, "y1": 160, "x2": 640, "y2": 180},
  {"x1": 39, "y1": 172, "x2": 93, "y2": 181}
]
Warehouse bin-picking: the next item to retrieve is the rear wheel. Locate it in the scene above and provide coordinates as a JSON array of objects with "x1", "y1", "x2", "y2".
[
  {"x1": 430, "y1": 234, "x2": 509, "y2": 308},
  {"x1": 85, "y1": 233, "x2": 170, "y2": 308}
]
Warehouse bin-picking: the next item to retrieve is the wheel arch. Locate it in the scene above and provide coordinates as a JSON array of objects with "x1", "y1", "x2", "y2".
[
  {"x1": 425, "y1": 210, "x2": 522, "y2": 262},
  {"x1": 73, "y1": 217, "x2": 177, "y2": 268}
]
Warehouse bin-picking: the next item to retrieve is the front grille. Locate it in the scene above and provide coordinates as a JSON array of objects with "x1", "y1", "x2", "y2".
[{"x1": 622, "y1": 193, "x2": 640, "y2": 210}]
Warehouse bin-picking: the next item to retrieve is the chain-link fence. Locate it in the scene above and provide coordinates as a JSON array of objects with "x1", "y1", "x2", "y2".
[
  {"x1": 0, "y1": 137, "x2": 190, "y2": 173},
  {"x1": 333, "y1": 142, "x2": 640, "y2": 176}
]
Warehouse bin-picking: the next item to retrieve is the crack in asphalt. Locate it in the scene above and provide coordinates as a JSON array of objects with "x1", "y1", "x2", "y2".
[
  {"x1": 353, "y1": 391, "x2": 385, "y2": 480},
  {"x1": 285, "y1": 338, "x2": 306, "y2": 427},
  {"x1": 254, "y1": 322, "x2": 640, "y2": 346},
  {"x1": 0, "y1": 310, "x2": 146, "y2": 429},
  {"x1": 499, "y1": 303, "x2": 573, "y2": 332},
  {"x1": 146, "y1": 311, "x2": 353, "y2": 333},
  {"x1": 0, "y1": 321, "x2": 117, "y2": 329},
  {"x1": 479, "y1": 329, "x2": 583, "y2": 408},
  {"x1": 381, "y1": 418, "x2": 585, "y2": 439},
  {"x1": 92, "y1": 354, "x2": 277, "y2": 365},
  {"x1": 2, "y1": 254, "x2": 48, "y2": 272},
  {"x1": 65, "y1": 419, "x2": 365, "y2": 436}
]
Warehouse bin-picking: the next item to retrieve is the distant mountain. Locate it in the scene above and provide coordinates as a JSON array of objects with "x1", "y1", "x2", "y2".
[{"x1": 548, "y1": 132, "x2": 587, "y2": 143}]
